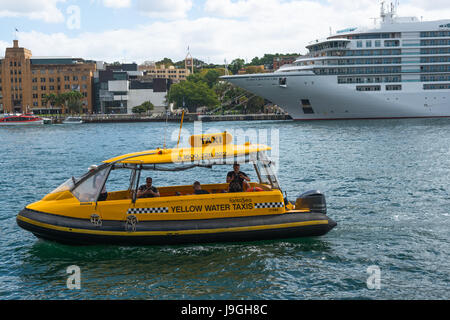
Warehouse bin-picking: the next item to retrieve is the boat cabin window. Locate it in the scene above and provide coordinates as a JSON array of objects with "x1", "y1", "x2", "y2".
[{"x1": 72, "y1": 167, "x2": 110, "y2": 202}]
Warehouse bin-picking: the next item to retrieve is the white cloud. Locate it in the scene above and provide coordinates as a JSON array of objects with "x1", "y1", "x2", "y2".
[
  {"x1": 136, "y1": 0, "x2": 193, "y2": 20},
  {"x1": 102, "y1": 0, "x2": 132, "y2": 8},
  {"x1": 0, "y1": 0, "x2": 66, "y2": 23},
  {"x1": 6, "y1": 0, "x2": 450, "y2": 65}
]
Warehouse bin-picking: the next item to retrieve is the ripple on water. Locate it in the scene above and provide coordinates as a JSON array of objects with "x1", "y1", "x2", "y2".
[{"x1": 1, "y1": 120, "x2": 450, "y2": 299}]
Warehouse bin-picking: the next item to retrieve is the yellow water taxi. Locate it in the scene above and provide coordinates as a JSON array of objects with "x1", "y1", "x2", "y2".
[{"x1": 17, "y1": 132, "x2": 336, "y2": 245}]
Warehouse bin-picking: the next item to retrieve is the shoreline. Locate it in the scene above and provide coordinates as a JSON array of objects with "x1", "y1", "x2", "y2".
[{"x1": 45, "y1": 113, "x2": 292, "y2": 123}]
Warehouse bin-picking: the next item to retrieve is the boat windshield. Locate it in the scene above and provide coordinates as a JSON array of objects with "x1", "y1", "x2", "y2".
[
  {"x1": 72, "y1": 167, "x2": 110, "y2": 202},
  {"x1": 49, "y1": 177, "x2": 76, "y2": 195},
  {"x1": 253, "y1": 151, "x2": 280, "y2": 189}
]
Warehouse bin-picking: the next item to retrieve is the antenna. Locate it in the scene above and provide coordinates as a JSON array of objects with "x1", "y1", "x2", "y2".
[
  {"x1": 176, "y1": 110, "x2": 185, "y2": 149},
  {"x1": 224, "y1": 58, "x2": 229, "y2": 75}
]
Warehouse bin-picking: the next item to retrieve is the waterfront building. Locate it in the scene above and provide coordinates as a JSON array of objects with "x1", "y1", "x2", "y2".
[
  {"x1": 95, "y1": 62, "x2": 171, "y2": 114},
  {"x1": 273, "y1": 55, "x2": 298, "y2": 71},
  {"x1": 0, "y1": 40, "x2": 96, "y2": 114},
  {"x1": 139, "y1": 63, "x2": 190, "y2": 82}
]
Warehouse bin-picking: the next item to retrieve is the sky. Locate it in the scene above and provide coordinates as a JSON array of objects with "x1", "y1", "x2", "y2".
[{"x1": 0, "y1": 0, "x2": 450, "y2": 65}]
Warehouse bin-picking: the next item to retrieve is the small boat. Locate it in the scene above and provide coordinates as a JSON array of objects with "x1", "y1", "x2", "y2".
[
  {"x1": 62, "y1": 116, "x2": 83, "y2": 124},
  {"x1": 0, "y1": 114, "x2": 44, "y2": 126},
  {"x1": 17, "y1": 132, "x2": 336, "y2": 245}
]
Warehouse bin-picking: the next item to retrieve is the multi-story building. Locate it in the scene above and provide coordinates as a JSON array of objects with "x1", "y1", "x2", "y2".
[
  {"x1": 272, "y1": 55, "x2": 298, "y2": 71},
  {"x1": 0, "y1": 40, "x2": 96, "y2": 114},
  {"x1": 139, "y1": 64, "x2": 190, "y2": 82},
  {"x1": 94, "y1": 62, "x2": 171, "y2": 114}
]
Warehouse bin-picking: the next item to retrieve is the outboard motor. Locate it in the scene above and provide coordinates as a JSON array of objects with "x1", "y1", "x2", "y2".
[{"x1": 295, "y1": 190, "x2": 327, "y2": 214}]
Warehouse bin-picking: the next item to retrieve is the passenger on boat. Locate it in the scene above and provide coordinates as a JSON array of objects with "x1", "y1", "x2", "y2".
[
  {"x1": 193, "y1": 181, "x2": 210, "y2": 195},
  {"x1": 137, "y1": 177, "x2": 160, "y2": 198},
  {"x1": 226, "y1": 163, "x2": 250, "y2": 192}
]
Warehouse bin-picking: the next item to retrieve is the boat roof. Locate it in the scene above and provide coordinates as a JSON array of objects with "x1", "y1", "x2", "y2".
[{"x1": 103, "y1": 132, "x2": 271, "y2": 165}]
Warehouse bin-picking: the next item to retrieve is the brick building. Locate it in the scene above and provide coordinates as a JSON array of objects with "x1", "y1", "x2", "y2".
[{"x1": 0, "y1": 40, "x2": 96, "y2": 114}]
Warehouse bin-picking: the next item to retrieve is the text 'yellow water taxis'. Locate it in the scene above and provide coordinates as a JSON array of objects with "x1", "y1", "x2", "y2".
[{"x1": 17, "y1": 132, "x2": 336, "y2": 245}]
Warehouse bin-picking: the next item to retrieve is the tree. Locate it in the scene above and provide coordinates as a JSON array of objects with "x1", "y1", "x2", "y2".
[
  {"x1": 229, "y1": 58, "x2": 245, "y2": 74},
  {"x1": 203, "y1": 69, "x2": 221, "y2": 88},
  {"x1": 42, "y1": 93, "x2": 58, "y2": 110},
  {"x1": 132, "y1": 101, "x2": 154, "y2": 114},
  {"x1": 156, "y1": 58, "x2": 174, "y2": 67},
  {"x1": 168, "y1": 80, "x2": 218, "y2": 113},
  {"x1": 58, "y1": 91, "x2": 84, "y2": 114}
]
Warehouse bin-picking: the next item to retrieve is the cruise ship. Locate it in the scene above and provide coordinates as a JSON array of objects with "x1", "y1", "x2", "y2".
[{"x1": 222, "y1": 3, "x2": 450, "y2": 120}]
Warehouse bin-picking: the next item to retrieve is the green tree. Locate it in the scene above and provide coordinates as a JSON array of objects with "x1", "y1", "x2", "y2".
[
  {"x1": 203, "y1": 69, "x2": 221, "y2": 88},
  {"x1": 58, "y1": 91, "x2": 84, "y2": 114},
  {"x1": 168, "y1": 80, "x2": 218, "y2": 113},
  {"x1": 42, "y1": 93, "x2": 58, "y2": 111},
  {"x1": 229, "y1": 58, "x2": 245, "y2": 75},
  {"x1": 132, "y1": 101, "x2": 154, "y2": 114}
]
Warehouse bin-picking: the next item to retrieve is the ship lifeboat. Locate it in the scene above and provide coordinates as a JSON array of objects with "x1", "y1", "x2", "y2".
[{"x1": 17, "y1": 132, "x2": 336, "y2": 245}]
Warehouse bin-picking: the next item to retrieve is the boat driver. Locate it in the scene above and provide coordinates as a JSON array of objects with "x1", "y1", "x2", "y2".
[
  {"x1": 226, "y1": 163, "x2": 250, "y2": 192},
  {"x1": 137, "y1": 177, "x2": 160, "y2": 198}
]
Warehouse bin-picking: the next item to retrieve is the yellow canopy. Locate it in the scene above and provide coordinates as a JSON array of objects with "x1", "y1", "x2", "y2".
[{"x1": 103, "y1": 132, "x2": 271, "y2": 165}]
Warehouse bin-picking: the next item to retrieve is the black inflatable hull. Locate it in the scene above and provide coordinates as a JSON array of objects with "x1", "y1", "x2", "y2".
[{"x1": 17, "y1": 208, "x2": 337, "y2": 246}]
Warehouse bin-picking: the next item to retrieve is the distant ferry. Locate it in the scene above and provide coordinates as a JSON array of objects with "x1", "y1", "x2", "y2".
[
  {"x1": 0, "y1": 114, "x2": 44, "y2": 125},
  {"x1": 222, "y1": 3, "x2": 450, "y2": 120}
]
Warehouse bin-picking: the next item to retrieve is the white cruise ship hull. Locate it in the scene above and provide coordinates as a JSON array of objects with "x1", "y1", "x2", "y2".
[{"x1": 222, "y1": 73, "x2": 450, "y2": 120}]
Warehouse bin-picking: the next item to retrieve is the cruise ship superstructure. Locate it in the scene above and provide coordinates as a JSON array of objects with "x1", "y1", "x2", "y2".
[{"x1": 222, "y1": 3, "x2": 450, "y2": 120}]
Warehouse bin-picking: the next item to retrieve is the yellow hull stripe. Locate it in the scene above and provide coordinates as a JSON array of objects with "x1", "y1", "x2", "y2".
[{"x1": 17, "y1": 215, "x2": 329, "y2": 237}]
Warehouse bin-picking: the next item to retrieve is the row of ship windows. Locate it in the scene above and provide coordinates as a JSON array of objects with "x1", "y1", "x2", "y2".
[
  {"x1": 356, "y1": 40, "x2": 399, "y2": 48},
  {"x1": 315, "y1": 65, "x2": 450, "y2": 75},
  {"x1": 355, "y1": 85, "x2": 401, "y2": 91},
  {"x1": 421, "y1": 31, "x2": 450, "y2": 37},
  {"x1": 315, "y1": 67, "x2": 401, "y2": 75},
  {"x1": 325, "y1": 48, "x2": 450, "y2": 57},
  {"x1": 338, "y1": 74, "x2": 450, "y2": 84},
  {"x1": 302, "y1": 56, "x2": 450, "y2": 66},
  {"x1": 423, "y1": 83, "x2": 450, "y2": 89},
  {"x1": 354, "y1": 84, "x2": 450, "y2": 91},
  {"x1": 348, "y1": 33, "x2": 400, "y2": 39},
  {"x1": 355, "y1": 39, "x2": 450, "y2": 48},
  {"x1": 338, "y1": 76, "x2": 401, "y2": 84}
]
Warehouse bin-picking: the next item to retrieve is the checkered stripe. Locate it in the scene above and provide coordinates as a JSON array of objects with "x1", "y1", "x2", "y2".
[
  {"x1": 254, "y1": 202, "x2": 284, "y2": 209},
  {"x1": 127, "y1": 207, "x2": 169, "y2": 214}
]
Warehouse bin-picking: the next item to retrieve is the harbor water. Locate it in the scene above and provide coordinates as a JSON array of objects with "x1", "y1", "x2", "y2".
[{"x1": 0, "y1": 119, "x2": 449, "y2": 300}]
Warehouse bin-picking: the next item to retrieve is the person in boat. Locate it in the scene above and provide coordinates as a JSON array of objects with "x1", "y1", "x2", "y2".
[
  {"x1": 89, "y1": 165, "x2": 108, "y2": 201},
  {"x1": 193, "y1": 181, "x2": 210, "y2": 195},
  {"x1": 137, "y1": 177, "x2": 160, "y2": 198},
  {"x1": 226, "y1": 163, "x2": 250, "y2": 192}
]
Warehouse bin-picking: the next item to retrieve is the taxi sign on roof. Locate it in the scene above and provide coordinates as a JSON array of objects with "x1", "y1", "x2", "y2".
[{"x1": 189, "y1": 132, "x2": 233, "y2": 147}]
